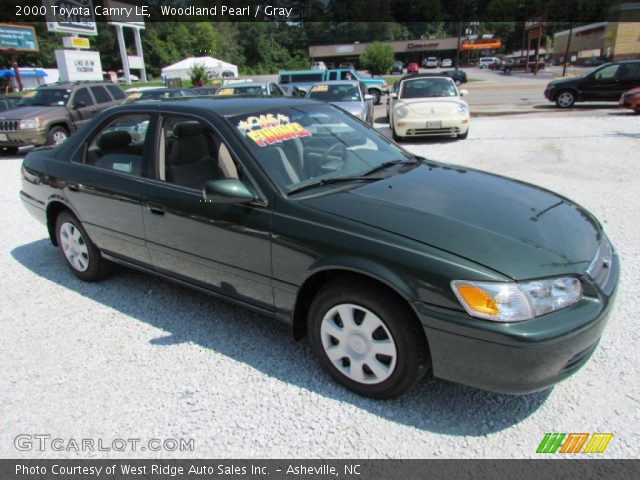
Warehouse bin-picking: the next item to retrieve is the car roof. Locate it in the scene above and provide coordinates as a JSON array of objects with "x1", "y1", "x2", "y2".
[
  {"x1": 113, "y1": 96, "x2": 319, "y2": 117},
  {"x1": 399, "y1": 73, "x2": 452, "y2": 82},
  {"x1": 39, "y1": 82, "x2": 115, "y2": 90},
  {"x1": 220, "y1": 81, "x2": 270, "y2": 88},
  {"x1": 309, "y1": 80, "x2": 360, "y2": 87}
]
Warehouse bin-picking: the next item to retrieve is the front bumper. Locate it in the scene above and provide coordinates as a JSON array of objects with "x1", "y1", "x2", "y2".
[
  {"x1": 412, "y1": 254, "x2": 619, "y2": 394},
  {"x1": 394, "y1": 114, "x2": 470, "y2": 137},
  {"x1": 0, "y1": 129, "x2": 47, "y2": 147},
  {"x1": 619, "y1": 96, "x2": 640, "y2": 110},
  {"x1": 544, "y1": 88, "x2": 556, "y2": 101}
]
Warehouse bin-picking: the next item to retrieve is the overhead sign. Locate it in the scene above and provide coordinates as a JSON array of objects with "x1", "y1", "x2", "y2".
[
  {"x1": 55, "y1": 49, "x2": 103, "y2": 82},
  {"x1": 62, "y1": 36, "x2": 90, "y2": 49},
  {"x1": 44, "y1": 0, "x2": 98, "y2": 36},
  {"x1": 0, "y1": 24, "x2": 39, "y2": 51},
  {"x1": 335, "y1": 45, "x2": 354, "y2": 54},
  {"x1": 461, "y1": 40, "x2": 502, "y2": 50},
  {"x1": 407, "y1": 42, "x2": 439, "y2": 50}
]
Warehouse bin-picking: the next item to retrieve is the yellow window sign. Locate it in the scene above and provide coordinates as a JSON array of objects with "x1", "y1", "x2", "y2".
[
  {"x1": 311, "y1": 85, "x2": 329, "y2": 92},
  {"x1": 217, "y1": 88, "x2": 235, "y2": 96}
]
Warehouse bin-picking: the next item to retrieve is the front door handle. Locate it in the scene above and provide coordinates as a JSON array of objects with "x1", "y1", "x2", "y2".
[{"x1": 147, "y1": 204, "x2": 165, "y2": 216}]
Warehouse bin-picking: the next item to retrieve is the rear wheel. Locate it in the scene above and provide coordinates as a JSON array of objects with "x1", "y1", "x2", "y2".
[
  {"x1": 307, "y1": 278, "x2": 429, "y2": 398},
  {"x1": 55, "y1": 211, "x2": 110, "y2": 281},
  {"x1": 555, "y1": 90, "x2": 576, "y2": 108}
]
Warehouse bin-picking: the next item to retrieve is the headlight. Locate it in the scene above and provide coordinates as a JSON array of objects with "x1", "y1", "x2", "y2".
[
  {"x1": 19, "y1": 119, "x2": 38, "y2": 130},
  {"x1": 457, "y1": 103, "x2": 469, "y2": 114},
  {"x1": 395, "y1": 105, "x2": 408, "y2": 118},
  {"x1": 451, "y1": 277, "x2": 582, "y2": 322}
]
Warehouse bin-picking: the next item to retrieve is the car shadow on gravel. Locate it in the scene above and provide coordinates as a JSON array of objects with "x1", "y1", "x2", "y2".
[{"x1": 12, "y1": 239, "x2": 551, "y2": 436}]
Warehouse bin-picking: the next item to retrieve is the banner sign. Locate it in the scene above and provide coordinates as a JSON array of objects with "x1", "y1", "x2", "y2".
[{"x1": 44, "y1": 0, "x2": 98, "y2": 36}]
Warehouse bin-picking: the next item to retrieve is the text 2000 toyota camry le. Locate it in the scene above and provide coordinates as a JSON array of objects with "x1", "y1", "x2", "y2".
[{"x1": 20, "y1": 97, "x2": 619, "y2": 398}]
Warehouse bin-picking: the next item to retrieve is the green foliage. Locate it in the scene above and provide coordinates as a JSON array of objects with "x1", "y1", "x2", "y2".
[
  {"x1": 359, "y1": 42, "x2": 395, "y2": 76},
  {"x1": 188, "y1": 62, "x2": 210, "y2": 86}
]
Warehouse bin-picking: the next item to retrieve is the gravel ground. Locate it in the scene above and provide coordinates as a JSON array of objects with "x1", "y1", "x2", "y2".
[{"x1": 1, "y1": 112, "x2": 638, "y2": 459}]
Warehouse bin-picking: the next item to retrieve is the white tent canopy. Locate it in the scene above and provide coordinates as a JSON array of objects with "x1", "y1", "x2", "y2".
[{"x1": 160, "y1": 56, "x2": 238, "y2": 81}]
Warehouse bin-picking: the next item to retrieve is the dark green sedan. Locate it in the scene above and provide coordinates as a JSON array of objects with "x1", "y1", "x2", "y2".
[{"x1": 20, "y1": 97, "x2": 619, "y2": 398}]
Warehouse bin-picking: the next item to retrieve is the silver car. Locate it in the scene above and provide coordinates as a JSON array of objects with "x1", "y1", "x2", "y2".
[{"x1": 305, "y1": 81, "x2": 375, "y2": 125}]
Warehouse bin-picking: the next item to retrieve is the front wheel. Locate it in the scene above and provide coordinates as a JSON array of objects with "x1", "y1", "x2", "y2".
[
  {"x1": 368, "y1": 89, "x2": 381, "y2": 105},
  {"x1": 307, "y1": 278, "x2": 430, "y2": 398},
  {"x1": 47, "y1": 126, "x2": 69, "y2": 146},
  {"x1": 555, "y1": 90, "x2": 576, "y2": 108},
  {"x1": 55, "y1": 211, "x2": 110, "y2": 281}
]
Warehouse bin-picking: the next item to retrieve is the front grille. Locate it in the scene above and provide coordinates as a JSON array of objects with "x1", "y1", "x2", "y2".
[
  {"x1": 407, "y1": 127, "x2": 459, "y2": 136},
  {"x1": 586, "y1": 237, "x2": 614, "y2": 288},
  {"x1": 0, "y1": 120, "x2": 19, "y2": 132}
]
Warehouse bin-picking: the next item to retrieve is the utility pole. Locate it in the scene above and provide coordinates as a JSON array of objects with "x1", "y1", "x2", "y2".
[{"x1": 562, "y1": 23, "x2": 573, "y2": 77}]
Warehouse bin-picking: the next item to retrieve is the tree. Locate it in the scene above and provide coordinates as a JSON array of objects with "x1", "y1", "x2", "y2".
[
  {"x1": 188, "y1": 62, "x2": 210, "y2": 87},
  {"x1": 359, "y1": 42, "x2": 395, "y2": 76}
]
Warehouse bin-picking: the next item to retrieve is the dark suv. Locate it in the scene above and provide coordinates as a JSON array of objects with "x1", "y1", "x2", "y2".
[
  {"x1": 0, "y1": 81, "x2": 125, "y2": 154},
  {"x1": 545, "y1": 60, "x2": 640, "y2": 108}
]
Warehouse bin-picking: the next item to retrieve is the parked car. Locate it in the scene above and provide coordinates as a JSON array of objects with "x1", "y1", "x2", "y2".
[
  {"x1": 544, "y1": 60, "x2": 640, "y2": 108},
  {"x1": 215, "y1": 81, "x2": 287, "y2": 97},
  {"x1": 306, "y1": 81, "x2": 374, "y2": 125},
  {"x1": 488, "y1": 60, "x2": 503, "y2": 70},
  {"x1": 192, "y1": 86, "x2": 220, "y2": 96},
  {"x1": 441, "y1": 69, "x2": 468, "y2": 85},
  {"x1": 221, "y1": 70, "x2": 236, "y2": 78},
  {"x1": 502, "y1": 57, "x2": 545, "y2": 73},
  {"x1": 0, "y1": 95, "x2": 21, "y2": 112},
  {"x1": 441, "y1": 58, "x2": 453, "y2": 68},
  {"x1": 406, "y1": 63, "x2": 420, "y2": 74},
  {"x1": 311, "y1": 61, "x2": 326, "y2": 70},
  {"x1": 339, "y1": 62, "x2": 355, "y2": 69},
  {"x1": 583, "y1": 56, "x2": 609, "y2": 68},
  {"x1": 388, "y1": 74, "x2": 470, "y2": 141},
  {"x1": 0, "y1": 82, "x2": 125, "y2": 154},
  {"x1": 279, "y1": 69, "x2": 388, "y2": 104},
  {"x1": 390, "y1": 61, "x2": 404, "y2": 75},
  {"x1": 19, "y1": 96, "x2": 619, "y2": 398},
  {"x1": 423, "y1": 57, "x2": 439, "y2": 68},
  {"x1": 619, "y1": 86, "x2": 640, "y2": 113},
  {"x1": 123, "y1": 87, "x2": 197, "y2": 103},
  {"x1": 478, "y1": 57, "x2": 500, "y2": 69},
  {"x1": 117, "y1": 74, "x2": 139, "y2": 82}
]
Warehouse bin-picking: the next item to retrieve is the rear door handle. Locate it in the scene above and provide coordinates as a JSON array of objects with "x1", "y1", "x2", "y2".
[{"x1": 147, "y1": 204, "x2": 165, "y2": 216}]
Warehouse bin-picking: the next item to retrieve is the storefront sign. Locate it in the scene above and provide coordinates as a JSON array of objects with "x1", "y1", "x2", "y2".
[{"x1": 55, "y1": 49, "x2": 103, "y2": 81}]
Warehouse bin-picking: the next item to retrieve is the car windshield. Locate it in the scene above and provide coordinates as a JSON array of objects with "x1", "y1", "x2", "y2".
[
  {"x1": 307, "y1": 84, "x2": 361, "y2": 102},
  {"x1": 400, "y1": 78, "x2": 457, "y2": 98},
  {"x1": 17, "y1": 89, "x2": 71, "y2": 107},
  {"x1": 228, "y1": 104, "x2": 414, "y2": 193},
  {"x1": 216, "y1": 86, "x2": 266, "y2": 96}
]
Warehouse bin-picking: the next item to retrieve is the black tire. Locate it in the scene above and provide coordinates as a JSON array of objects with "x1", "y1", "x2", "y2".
[
  {"x1": 368, "y1": 89, "x2": 381, "y2": 105},
  {"x1": 555, "y1": 90, "x2": 576, "y2": 108},
  {"x1": 55, "y1": 211, "x2": 110, "y2": 282},
  {"x1": 457, "y1": 129, "x2": 469, "y2": 139},
  {"x1": 307, "y1": 278, "x2": 430, "y2": 398},
  {"x1": 391, "y1": 123, "x2": 403, "y2": 142},
  {"x1": 46, "y1": 126, "x2": 69, "y2": 146}
]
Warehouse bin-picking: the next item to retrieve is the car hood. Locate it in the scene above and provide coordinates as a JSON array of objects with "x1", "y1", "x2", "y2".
[
  {"x1": 301, "y1": 163, "x2": 602, "y2": 280},
  {"x1": 332, "y1": 101, "x2": 365, "y2": 116},
  {"x1": 0, "y1": 105, "x2": 67, "y2": 119},
  {"x1": 401, "y1": 99, "x2": 465, "y2": 115}
]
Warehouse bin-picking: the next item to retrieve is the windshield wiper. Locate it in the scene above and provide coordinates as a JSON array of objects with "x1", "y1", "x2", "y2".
[
  {"x1": 362, "y1": 159, "x2": 419, "y2": 177},
  {"x1": 287, "y1": 176, "x2": 383, "y2": 196}
]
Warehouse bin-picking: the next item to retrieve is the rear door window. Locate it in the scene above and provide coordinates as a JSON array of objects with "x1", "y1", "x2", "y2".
[
  {"x1": 106, "y1": 85, "x2": 125, "y2": 101},
  {"x1": 90, "y1": 86, "x2": 112, "y2": 104},
  {"x1": 73, "y1": 88, "x2": 94, "y2": 107}
]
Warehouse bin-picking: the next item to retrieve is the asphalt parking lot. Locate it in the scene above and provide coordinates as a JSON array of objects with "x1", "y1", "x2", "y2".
[{"x1": 1, "y1": 111, "x2": 638, "y2": 458}]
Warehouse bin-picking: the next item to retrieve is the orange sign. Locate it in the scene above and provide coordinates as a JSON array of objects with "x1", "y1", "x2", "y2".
[{"x1": 461, "y1": 40, "x2": 502, "y2": 50}]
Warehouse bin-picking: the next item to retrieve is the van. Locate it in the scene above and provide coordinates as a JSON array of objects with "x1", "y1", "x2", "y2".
[{"x1": 478, "y1": 57, "x2": 500, "y2": 69}]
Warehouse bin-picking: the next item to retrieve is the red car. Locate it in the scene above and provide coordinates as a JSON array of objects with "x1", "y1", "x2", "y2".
[
  {"x1": 620, "y1": 87, "x2": 640, "y2": 113},
  {"x1": 407, "y1": 62, "x2": 419, "y2": 74}
]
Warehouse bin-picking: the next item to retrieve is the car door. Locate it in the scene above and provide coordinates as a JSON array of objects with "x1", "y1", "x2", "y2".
[
  {"x1": 615, "y1": 62, "x2": 640, "y2": 97},
  {"x1": 90, "y1": 85, "x2": 119, "y2": 114},
  {"x1": 579, "y1": 64, "x2": 621, "y2": 101},
  {"x1": 63, "y1": 111, "x2": 156, "y2": 265},
  {"x1": 69, "y1": 87, "x2": 97, "y2": 130},
  {"x1": 142, "y1": 113, "x2": 274, "y2": 310}
]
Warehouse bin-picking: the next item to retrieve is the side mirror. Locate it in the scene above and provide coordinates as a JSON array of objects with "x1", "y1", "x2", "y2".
[
  {"x1": 389, "y1": 93, "x2": 397, "y2": 99},
  {"x1": 364, "y1": 94, "x2": 374, "y2": 101},
  {"x1": 73, "y1": 101, "x2": 86, "y2": 109},
  {"x1": 203, "y1": 179, "x2": 255, "y2": 204},
  {"x1": 459, "y1": 89, "x2": 469, "y2": 96}
]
